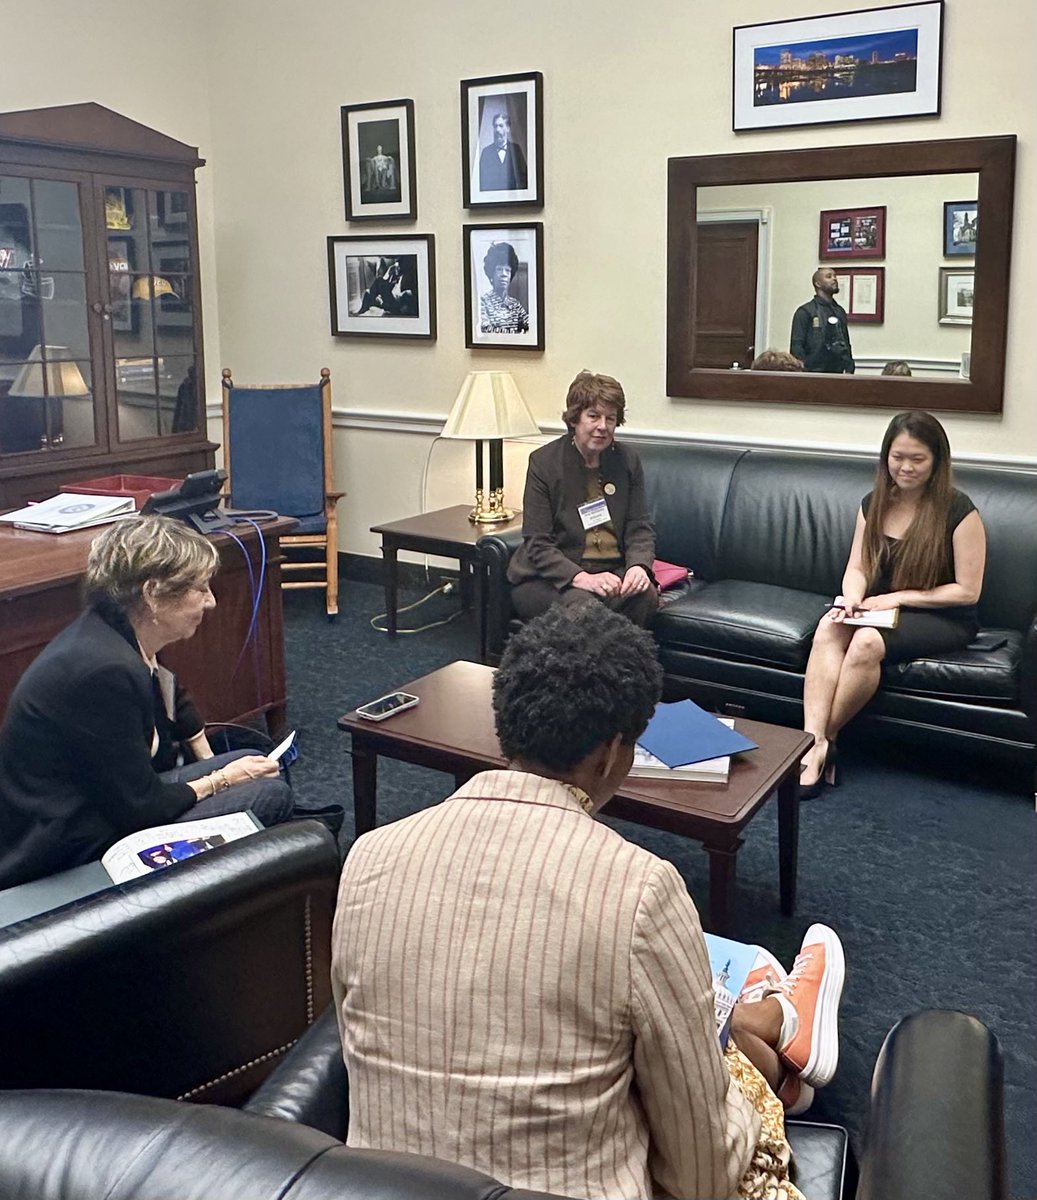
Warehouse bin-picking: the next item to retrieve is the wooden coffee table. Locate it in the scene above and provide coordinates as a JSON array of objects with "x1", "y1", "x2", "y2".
[{"x1": 338, "y1": 661, "x2": 812, "y2": 934}]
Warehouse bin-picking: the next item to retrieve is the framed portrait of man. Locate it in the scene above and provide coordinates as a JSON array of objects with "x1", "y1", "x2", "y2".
[
  {"x1": 341, "y1": 99, "x2": 417, "y2": 221},
  {"x1": 327, "y1": 234, "x2": 436, "y2": 339},
  {"x1": 463, "y1": 222, "x2": 544, "y2": 350},
  {"x1": 461, "y1": 72, "x2": 543, "y2": 209}
]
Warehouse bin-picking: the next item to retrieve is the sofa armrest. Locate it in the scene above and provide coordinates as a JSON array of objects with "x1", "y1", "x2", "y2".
[
  {"x1": 857, "y1": 1009, "x2": 1006, "y2": 1200},
  {"x1": 242, "y1": 1004, "x2": 348, "y2": 1140},
  {"x1": 478, "y1": 527, "x2": 525, "y2": 664}
]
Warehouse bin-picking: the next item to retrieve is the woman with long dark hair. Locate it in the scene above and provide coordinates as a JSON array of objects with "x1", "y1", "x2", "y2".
[{"x1": 799, "y1": 410, "x2": 986, "y2": 795}]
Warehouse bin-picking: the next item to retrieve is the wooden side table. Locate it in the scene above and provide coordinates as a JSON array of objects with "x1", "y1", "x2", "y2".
[{"x1": 370, "y1": 505, "x2": 522, "y2": 656}]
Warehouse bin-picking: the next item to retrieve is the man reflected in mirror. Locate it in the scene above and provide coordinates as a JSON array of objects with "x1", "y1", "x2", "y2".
[{"x1": 790, "y1": 267, "x2": 855, "y2": 374}]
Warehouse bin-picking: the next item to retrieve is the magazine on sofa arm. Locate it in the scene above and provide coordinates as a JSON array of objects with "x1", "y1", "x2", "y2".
[{"x1": 100, "y1": 811, "x2": 262, "y2": 884}]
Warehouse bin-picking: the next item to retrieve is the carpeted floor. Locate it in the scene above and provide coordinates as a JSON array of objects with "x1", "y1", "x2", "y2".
[{"x1": 281, "y1": 581, "x2": 1036, "y2": 1198}]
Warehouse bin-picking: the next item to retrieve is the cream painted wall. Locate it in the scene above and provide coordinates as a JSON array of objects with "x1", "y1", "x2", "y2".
[
  {"x1": 199, "y1": 0, "x2": 1034, "y2": 555},
  {"x1": 4, "y1": 1, "x2": 1033, "y2": 561}
]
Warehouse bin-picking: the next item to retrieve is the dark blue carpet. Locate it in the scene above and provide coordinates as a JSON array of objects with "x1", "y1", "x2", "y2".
[{"x1": 282, "y1": 582, "x2": 1036, "y2": 1199}]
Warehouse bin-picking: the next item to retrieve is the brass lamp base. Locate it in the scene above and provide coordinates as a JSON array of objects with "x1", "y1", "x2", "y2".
[{"x1": 468, "y1": 488, "x2": 516, "y2": 524}]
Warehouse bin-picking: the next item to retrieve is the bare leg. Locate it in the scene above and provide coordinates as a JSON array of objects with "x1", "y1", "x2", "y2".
[
  {"x1": 801, "y1": 615, "x2": 853, "y2": 785},
  {"x1": 826, "y1": 627, "x2": 886, "y2": 736},
  {"x1": 729, "y1": 997, "x2": 784, "y2": 1091}
]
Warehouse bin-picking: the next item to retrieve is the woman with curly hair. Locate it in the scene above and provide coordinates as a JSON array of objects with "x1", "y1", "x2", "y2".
[{"x1": 479, "y1": 241, "x2": 529, "y2": 334}]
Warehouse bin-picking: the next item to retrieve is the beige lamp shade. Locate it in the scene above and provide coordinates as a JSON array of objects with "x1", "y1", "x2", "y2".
[
  {"x1": 440, "y1": 371, "x2": 539, "y2": 441},
  {"x1": 10, "y1": 346, "x2": 90, "y2": 397}
]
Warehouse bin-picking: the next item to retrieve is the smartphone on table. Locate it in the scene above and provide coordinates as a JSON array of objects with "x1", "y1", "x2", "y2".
[{"x1": 356, "y1": 691, "x2": 420, "y2": 721}]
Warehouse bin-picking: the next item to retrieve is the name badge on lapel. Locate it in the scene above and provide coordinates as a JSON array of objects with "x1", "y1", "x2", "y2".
[{"x1": 578, "y1": 497, "x2": 611, "y2": 530}]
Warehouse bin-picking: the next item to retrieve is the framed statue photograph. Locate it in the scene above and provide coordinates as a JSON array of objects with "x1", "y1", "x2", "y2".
[
  {"x1": 733, "y1": 1, "x2": 944, "y2": 131},
  {"x1": 341, "y1": 99, "x2": 417, "y2": 221},
  {"x1": 463, "y1": 223, "x2": 544, "y2": 350},
  {"x1": 327, "y1": 234, "x2": 436, "y2": 340},
  {"x1": 461, "y1": 72, "x2": 543, "y2": 209}
]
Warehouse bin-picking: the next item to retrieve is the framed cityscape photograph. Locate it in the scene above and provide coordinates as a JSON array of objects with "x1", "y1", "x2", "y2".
[
  {"x1": 461, "y1": 71, "x2": 543, "y2": 209},
  {"x1": 341, "y1": 99, "x2": 416, "y2": 220},
  {"x1": 327, "y1": 234, "x2": 435, "y2": 340},
  {"x1": 938, "y1": 267, "x2": 973, "y2": 326},
  {"x1": 463, "y1": 223, "x2": 544, "y2": 350},
  {"x1": 819, "y1": 206, "x2": 886, "y2": 258},
  {"x1": 834, "y1": 266, "x2": 885, "y2": 322},
  {"x1": 733, "y1": 1, "x2": 944, "y2": 131},
  {"x1": 943, "y1": 200, "x2": 977, "y2": 256}
]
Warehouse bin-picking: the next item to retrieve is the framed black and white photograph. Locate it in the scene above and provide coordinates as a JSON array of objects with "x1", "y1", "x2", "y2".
[
  {"x1": 461, "y1": 72, "x2": 543, "y2": 209},
  {"x1": 327, "y1": 234, "x2": 435, "y2": 340},
  {"x1": 732, "y1": 1, "x2": 943, "y2": 132},
  {"x1": 939, "y1": 266, "x2": 973, "y2": 326},
  {"x1": 943, "y1": 200, "x2": 977, "y2": 257},
  {"x1": 341, "y1": 99, "x2": 416, "y2": 221},
  {"x1": 463, "y1": 223, "x2": 543, "y2": 350}
]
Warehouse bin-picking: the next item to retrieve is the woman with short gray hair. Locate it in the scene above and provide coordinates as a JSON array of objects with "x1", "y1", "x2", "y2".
[{"x1": 0, "y1": 515, "x2": 294, "y2": 890}]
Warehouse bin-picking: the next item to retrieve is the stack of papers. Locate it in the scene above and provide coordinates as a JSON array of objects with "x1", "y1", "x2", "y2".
[
  {"x1": 629, "y1": 700, "x2": 757, "y2": 784},
  {"x1": 0, "y1": 492, "x2": 135, "y2": 534},
  {"x1": 833, "y1": 595, "x2": 899, "y2": 628}
]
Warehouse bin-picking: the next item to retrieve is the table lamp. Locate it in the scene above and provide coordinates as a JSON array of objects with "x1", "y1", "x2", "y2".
[
  {"x1": 9, "y1": 345, "x2": 90, "y2": 448},
  {"x1": 441, "y1": 371, "x2": 539, "y2": 523}
]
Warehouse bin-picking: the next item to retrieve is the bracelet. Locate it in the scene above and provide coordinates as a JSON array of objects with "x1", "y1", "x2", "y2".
[{"x1": 217, "y1": 769, "x2": 231, "y2": 792}]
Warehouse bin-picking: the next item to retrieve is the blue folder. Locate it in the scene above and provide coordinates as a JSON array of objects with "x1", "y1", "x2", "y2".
[{"x1": 638, "y1": 699, "x2": 757, "y2": 767}]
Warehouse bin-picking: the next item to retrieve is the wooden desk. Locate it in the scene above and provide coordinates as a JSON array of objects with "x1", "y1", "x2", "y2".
[{"x1": 0, "y1": 517, "x2": 295, "y2": 733}]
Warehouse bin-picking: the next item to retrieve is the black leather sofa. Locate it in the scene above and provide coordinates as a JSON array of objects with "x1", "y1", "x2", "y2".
[
  {"x1": 480, "y1": 442, "x2": 1037, "y2": 763},
  {"x1": 0, "y1": 817, "x2": 1009, "y2": 1200}
]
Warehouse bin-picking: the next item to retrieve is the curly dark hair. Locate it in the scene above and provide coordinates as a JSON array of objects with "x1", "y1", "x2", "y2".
[
  {"x1": 483, "y1": 241, "x2": 519, "y2": 283},
  {"x1": 492, "y1": 605, "x2": 662, "y2": 771}
]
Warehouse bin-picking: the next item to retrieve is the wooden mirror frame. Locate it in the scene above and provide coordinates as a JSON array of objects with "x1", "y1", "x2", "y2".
[{"x1": 666, "y1": 135, "x2": 1016, "y2": 413}]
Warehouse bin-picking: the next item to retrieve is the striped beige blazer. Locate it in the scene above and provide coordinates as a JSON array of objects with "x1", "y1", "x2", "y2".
[{"x1": 331, "y1": 770, "x2": 759, "y2": 1200}]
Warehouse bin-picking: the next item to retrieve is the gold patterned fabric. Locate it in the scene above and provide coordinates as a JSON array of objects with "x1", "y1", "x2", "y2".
[{"x1": 726, "y1": 1043, "x2": 805, "y2": 1200}]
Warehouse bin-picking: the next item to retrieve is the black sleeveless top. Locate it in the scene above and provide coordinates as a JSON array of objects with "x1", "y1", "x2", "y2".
[{"x1": 861, "y1": 488, "x2": 978, "y2": 625}]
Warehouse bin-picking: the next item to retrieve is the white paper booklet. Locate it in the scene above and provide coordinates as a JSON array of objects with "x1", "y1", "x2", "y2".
[
  {"x1": 0, "y1": 492, "x2": 135, "y2": 533},
  {"x1": 833, "y1": 595, "x2": 900, "y2": 628},
  {"x1": 630, "y1": 718, "x2": 735, "y2": 783},
  {"x1": 100, "y1": 811, "x2": 261, "y2": 884}
]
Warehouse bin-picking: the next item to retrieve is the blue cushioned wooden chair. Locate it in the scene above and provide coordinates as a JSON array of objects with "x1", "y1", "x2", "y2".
[{"x1": 221, "y1": 368, "x2": 343, "y2": 618}]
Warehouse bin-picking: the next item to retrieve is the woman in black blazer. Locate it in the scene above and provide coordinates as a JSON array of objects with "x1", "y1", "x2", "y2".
[{"x1": 0, "y1": 515, "x2": 293, "y2": 889}]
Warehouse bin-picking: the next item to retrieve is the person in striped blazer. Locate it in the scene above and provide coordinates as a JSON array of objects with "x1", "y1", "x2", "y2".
[{"x1": 332, "y1": 606, "x2": 843, "y2": 1200}]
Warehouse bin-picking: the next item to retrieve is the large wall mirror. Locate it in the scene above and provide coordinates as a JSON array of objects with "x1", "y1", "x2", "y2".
[{"x1": 666, "y1": 136, "x2": 1015, "y2": 413}]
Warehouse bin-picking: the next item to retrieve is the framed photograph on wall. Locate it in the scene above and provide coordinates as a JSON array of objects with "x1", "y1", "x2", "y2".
[
  {"x1": 341, "y1": 99, "x2": 416, "y2": 220},
  {"x1": 819, "y1": 206, "x2": 886, "y2": 258},
  {"x1": 939, "y1": 266, "x2": 973, "y2": 326},
  {"x1": 733, "y1": 1, "x2": 944, "y2": 131},
  {"x1": 463, "y1": 222, "x2": 544, "y2": 350},
  {"x1": 834, "y1": 266, "x2": 885, "y2": 322},
  {"x1": 461, "y1": 72, "x2": 543, "y2": 209},
  {"x1": 327, "y1": 234, "x2": 436, "y2": 340},
  {"x1": 943, "y1": 200, "x2": 977, "y2": 256}
]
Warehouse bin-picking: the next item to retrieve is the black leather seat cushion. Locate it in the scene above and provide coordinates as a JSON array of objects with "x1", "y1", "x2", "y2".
[
  {"x1": 653, "y1": 580, "x2": 829, "y2": 668},
  {"x1": 787, "y1": 1121, "x2": 853, "y2": 1200},
  {"x1": 884, "y1": 631, "x2": 1021, "y2": 701}
]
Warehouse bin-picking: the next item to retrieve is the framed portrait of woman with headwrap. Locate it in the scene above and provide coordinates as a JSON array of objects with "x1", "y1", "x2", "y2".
[{"x1": 463, "y1": 222, "x2": 544, "y2": 350}]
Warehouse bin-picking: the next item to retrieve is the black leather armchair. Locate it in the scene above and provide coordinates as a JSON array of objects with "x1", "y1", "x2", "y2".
[
  {"x1": 0, "y1": 1009, "x2": 1005, "y2": 1200},
  {"x1": 480, "y1": 442, "x2": 1037, "y2": 762}
]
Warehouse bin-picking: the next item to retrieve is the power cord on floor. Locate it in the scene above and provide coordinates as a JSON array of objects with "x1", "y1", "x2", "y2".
[{"x1": 370, "y1": 580, "x2": 465, "y2": 635}]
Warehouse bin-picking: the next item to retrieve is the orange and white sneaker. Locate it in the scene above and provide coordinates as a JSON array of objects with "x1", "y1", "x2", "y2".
[
  {"x1": 775, "y1": 1071, "x2": 815, "y2": 1117},
  {"x1": 738, "y1": 945, "x2": 787, "y2": 1005},
  {"x1": 777, "y1": 923, "x2": 845, "y2": 1088}
]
